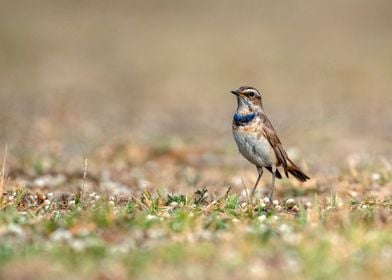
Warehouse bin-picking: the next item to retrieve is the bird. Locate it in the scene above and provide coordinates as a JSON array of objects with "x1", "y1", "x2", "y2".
[{"x1": 230, "y1": 86, "x2": 310, "y2": 202}]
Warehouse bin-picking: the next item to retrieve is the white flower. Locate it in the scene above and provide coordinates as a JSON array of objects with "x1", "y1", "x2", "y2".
[
  {"x1": 146, "y1": 214, "x2": 158, "y2": 221},
  {"x1": 50, "y1": 229, "x2": 72, "y2": 242},
  {"x1": 371, "y1": 173, "x2": 381, "y2": 182},
  {"x1": 258, "y1": 215, "x2": 267, "y2": 222}
]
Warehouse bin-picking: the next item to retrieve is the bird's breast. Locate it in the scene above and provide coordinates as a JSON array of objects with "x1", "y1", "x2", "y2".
[{"x1": 232, "y1": 121, "x2": 276, "y2": 167}]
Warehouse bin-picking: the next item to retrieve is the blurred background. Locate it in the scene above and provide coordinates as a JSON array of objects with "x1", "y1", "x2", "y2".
[{"x1": 1, "y1": 0, "x2": 392, "y2": 166}]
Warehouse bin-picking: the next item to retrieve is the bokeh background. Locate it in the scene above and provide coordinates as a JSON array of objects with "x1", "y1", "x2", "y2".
[
  {"x1": 1, "y1": 0, "x2": 392, "y2": 166},
  {"x1": 2, "y1": 3, "x2": 392, "y2": 279}
]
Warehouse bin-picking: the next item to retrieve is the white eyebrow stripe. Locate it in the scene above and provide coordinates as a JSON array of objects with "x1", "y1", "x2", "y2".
[{"x1": 243, "y1": 89, "x2": 259, "y2": 94}]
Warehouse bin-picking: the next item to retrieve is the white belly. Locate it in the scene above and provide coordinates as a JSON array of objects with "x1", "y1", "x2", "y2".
[{"x1": 233, "y1": 129, "x2": 276, "y2": 168}]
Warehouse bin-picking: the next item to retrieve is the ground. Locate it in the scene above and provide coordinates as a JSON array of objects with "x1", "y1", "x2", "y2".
[{"x1": 0, "y1": 143, "x2": 391, "y2": 280}]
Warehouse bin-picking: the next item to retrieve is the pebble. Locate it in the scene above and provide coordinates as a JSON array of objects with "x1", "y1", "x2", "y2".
[
  {"x1": 286, "y1": 198, "x2": 296, "y2": 208},
  {"x1": 68, "y1": 200, "x2": 76, "y2": 207},
  {"x1": 7, "y1": 224, "x2": 24, "y2": 237}
]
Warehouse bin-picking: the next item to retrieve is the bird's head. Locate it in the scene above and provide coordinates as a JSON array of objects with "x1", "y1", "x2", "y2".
[{"x1": 230, "y1": 86, "x2": 263, "y2": 113}]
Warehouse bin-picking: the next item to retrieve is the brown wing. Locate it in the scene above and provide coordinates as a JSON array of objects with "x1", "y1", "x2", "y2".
[{"x1": 260, "y1": 113, "x2": 289, "y2": 177}]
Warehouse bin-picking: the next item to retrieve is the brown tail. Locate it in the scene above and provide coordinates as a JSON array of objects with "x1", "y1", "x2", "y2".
[{"x1": 287, "y1": 159, "x2": 310, "y2": 182}]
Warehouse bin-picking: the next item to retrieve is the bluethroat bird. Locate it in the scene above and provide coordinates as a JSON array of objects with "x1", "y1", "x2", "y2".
[{"x1": 230, "y1": 86, "x2": 310, "y2": 202}]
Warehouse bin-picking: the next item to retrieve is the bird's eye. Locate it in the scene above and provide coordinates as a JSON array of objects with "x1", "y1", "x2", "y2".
[{"x1": 248, "y1": 92, "x2": 255, "y2": 97}]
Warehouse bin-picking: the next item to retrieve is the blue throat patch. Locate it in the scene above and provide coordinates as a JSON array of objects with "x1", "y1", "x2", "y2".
[{"x1": 233, "y1": 112, "x2": 256, "y2": 125}]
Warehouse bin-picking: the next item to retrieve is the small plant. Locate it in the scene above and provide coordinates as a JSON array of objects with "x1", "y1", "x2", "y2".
[
  {"x1": 225, "y1": 194, "x2": 239, "y2": 210},
  {"x1": 167, "y1": 194, "x2": 186, "y2": 205},
  {"x1": 193, "y1": 188, "x2": 208, "y2": 205}
]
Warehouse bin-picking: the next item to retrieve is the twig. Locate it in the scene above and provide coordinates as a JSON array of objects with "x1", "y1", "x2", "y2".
[
  {"x1": 81, "y1": 157, "x2": 88, "y2": 201},
  {"x1": 241, "y1": 177, "x2": 250, "y2": 204},
  {"x1": 223, "y1": 185, "x2": 232, "y2": 199},
  {"x1": 217, "y1": 185, "x2": 232, "y2": 204},
  {"x1": 0, "y1": 143, "x2": 8, "y2": 202}
]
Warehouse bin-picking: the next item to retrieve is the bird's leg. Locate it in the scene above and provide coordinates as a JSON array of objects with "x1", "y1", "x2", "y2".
[
  {"x1": 268, "y1": 166, "x2": 276, "y2": 203},
  {"x1": 251, "y1": 167, "x2": 263, "y2": 197}
]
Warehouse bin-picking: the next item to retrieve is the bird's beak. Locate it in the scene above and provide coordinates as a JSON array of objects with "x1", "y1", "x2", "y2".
[{"x1": 231, "y1": 90, "x2": 239, "y2": 96}]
